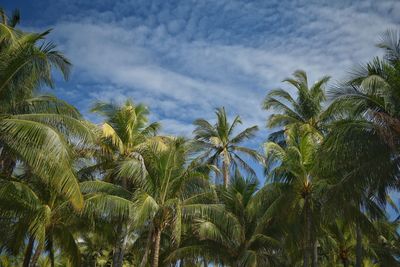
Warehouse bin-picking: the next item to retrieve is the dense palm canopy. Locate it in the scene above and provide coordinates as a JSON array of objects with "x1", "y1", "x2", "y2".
[
  {"x1": 0, "y1": 7, "x2": 399, "y2": 267},
  {"x1": 168, "y1": 174, "x2": 282, "y2": 266}
]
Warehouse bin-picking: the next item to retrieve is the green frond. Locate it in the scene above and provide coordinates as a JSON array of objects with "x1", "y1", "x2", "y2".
[{"x1": 80, "y1": 180, "x2": 132, "y2": 199}]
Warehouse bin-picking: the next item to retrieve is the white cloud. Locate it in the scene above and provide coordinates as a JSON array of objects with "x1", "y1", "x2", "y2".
[{"x1": 45, "y1": 0, "x2": 400, "y2": 140}]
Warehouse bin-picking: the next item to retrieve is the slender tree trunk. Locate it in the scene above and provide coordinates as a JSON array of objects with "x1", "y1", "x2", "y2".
[
  {"x1": 23, "y1": 236, "x2": 35, "y2": 267},
  {"x1": 303, "y1": 242, "x2": 310, "y2": 267},
  {"x1": 151, "y1": 227, "x2": 162, "y2": 267},
  {"x1": 50, "y1": 248, "x2": 55, "y2": 267},
  {"x1": 203, "y1": 258, "x2": 207, "y2": 267},
  {"x1": 303, "y1": 200, "x2": 311, "y2": 267},
  {"x1": 342, "y1": 257, "x2": 349, "y2": 267},
  {"x1": 222, "y1": 154, "x2": 229, "y2": 188},
  {"x1": 29, "y1": 245, "x2": 42, "y2": 267},
  {"x1": 112, "y1": 223, "x2": 128, "y2": 267},
  {"x1": 140, "y1": 225, "x2": 154, "y2": 267},
  {"x1": 355, "y1": 224, "x2": 362, "y2": 267},
  {"x1": 312, "y1": 239, "x2": 318, "y2": 267},
  {"x1": 49, "y1": 237, "x2": 55, "y2": 267}
]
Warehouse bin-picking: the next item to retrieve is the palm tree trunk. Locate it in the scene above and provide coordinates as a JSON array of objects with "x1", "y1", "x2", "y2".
[
  {"x1": 151, "y1": 227, "x2": 162, "y2": 267},
  {"x1": 355, "y1": 224, "x2": 362, "y2": 267},
  {"x1": 112, "y1": 223, "x2": 128, "y2": 267},
  {"x1": 222, "y1": 155, "x2": 229, "y2": 188},
  {"x1": 312, "y1": 239, "x2": 318, "y2": 267},
  {"x1": 29, "y1": 244, "x2": 42, "y2": 267},
  {"x1": 50, "y1": 247, "x2": 55, "y2": 267},
  {"x1": 342, "y1": 258, "x2": 349, "y2": 267},
  {"x1": 140, "y1": 225, "x2": 154, "y2": 267},
  {"x1": 303, "y1": 243, "x2": 310, "y2": 267},
  {"x1": 302, "y1": 200, "x2": 311, "y2": 267},
  {"x1": 48, "y1": 236, "x2": 55, "y2": 267},
  {"x1": 23, "y1": 236, "x2": 35, "y2": 267}
]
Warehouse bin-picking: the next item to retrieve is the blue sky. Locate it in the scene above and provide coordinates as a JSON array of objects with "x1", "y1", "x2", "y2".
[{"x1": 3, "y1": 0, "x2": 400, "y2": 187}]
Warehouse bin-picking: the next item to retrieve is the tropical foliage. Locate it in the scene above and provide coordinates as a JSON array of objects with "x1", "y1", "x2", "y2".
[{"x1": 0, "y1": 7, "x2": 399, "y2": 267}]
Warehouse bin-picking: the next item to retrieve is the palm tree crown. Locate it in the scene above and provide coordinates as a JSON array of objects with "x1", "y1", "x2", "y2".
[
  {"x1": 263, "y1": 70, "x2": 330, "y2": 143},
  {"x1": 193, "y1": 107, "x2": 262, "y2": 187}
]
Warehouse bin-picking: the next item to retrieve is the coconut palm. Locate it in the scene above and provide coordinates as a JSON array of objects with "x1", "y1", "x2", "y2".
[
  {"x1": 265, "y1": 126, "x2": 326, "y2": 267},
  {"x1": 263, "y1": 70, "x2": 330, "y2": 144},
  {"x1": 0, "y1": 177, "x2": 82, "y2": 267},
  {"x1": 326, "y1": 29, "x2": 400, "y2": 188},
  {"x1": 89, "y1": 99, "x2": 161, "y2": 188},
  {"x1": 85, "y1": 99, "x2": 161, "y2": 267},
  {"x1": 166, "y1": 174, "x2": 282, "y2": 266},
  {"x1": 78, "y1": 180, "x2": 137, "y2": 267},
  {"x1": 0, "y1": 22, "x2": 93, "y2": 208},
  {"x1": 193, "y1": 107, "x2": 262, "y2": 187},
  {"x1": 323, "y1": 29, "x2": 400, "y2": 266},
  {"x1": 131, "y1": 137, "x2": 217, "y2": 267}
]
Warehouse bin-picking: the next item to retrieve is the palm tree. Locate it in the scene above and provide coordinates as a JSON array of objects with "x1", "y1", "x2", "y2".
[
  {"x1": 0, "y1": 177, "x2": 82, "y2": 267},
  {"x1": 263, "y1": 70, "x2": 330, "y2": 144},
  {"x1": 86, "y1": 99, "x2": 161, "y2": 267},
  {"x1": 193, "y1": 107, "x2": 262, "y2": 187},
  {"x1": 0, "y1": 21, "x2": 92, "y2": 208},
  {"x1": 90, "y1": 99, "x2": 161, "y2": 188},
  {"x1": 323, "y1": 29, "x2": 400, "y2": 266},
  {"x1": 265, "y1": 126, "x2": 326, "y2": 267},
  {"x1": 326, "y1": 29, "x2": 400, "y2": 185},
  {"x1": 166, "y1": 174, "x2": 282, "y2": 266},
  {"x1": 321, "y1": 220, "x2": 355, "y2": 267},
  {"x1": 132, "y1": 138, "x2": 216, "y2": 267},
  {"x1": 78, "y1": 180, "x2": 137, "y2": 267}
]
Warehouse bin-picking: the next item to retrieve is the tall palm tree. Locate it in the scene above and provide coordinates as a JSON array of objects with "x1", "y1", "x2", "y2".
[
  {"x1": 326, "y1": 29, "x2": 400, "y2": 188},
  {"x1": 323, "y1": 29, "x2": 400, "y2": 266},
  {"x1": 0, "y1": 177, "x2": 81, "y2": 267},
  {"x1": 0, "y1": 22, "x2": 92, "y2": 208},
  {"x1": 86, "y1": 99, "x2": 161, "y2": 267},
  {"x1": 90, "y1": 99, "x2": 161, "y2": 187},
  {"x1": 265, "y1": 126, "x2": 326, "y2": 267},
  {"x1": 263, "y1": 70, "x2": 330, "y2": 144},
  {"x1": 132, "y1": 138, "x2": 217, "y2": 267},
  {"x1": 166, "y1": 174, "x2": 282, "y2": 266},
  {"x1": 78, "y1": 180, "x2": 137, "y2": 267},
  {"x1": 193, "y1": 107, "x2": 262, "y2": 187}
]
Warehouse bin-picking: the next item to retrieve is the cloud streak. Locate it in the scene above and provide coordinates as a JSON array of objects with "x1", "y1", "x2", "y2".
[{"x1": 19, "y1": 0, "x2": 399, "y2": 140}]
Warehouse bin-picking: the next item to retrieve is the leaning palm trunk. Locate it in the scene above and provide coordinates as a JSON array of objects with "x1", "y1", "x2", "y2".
[
  {"x1": 355, "y1": 224, "x2": 362, "y2": 267},
  {"x1": 152, "y1": 227, "x2": 162, "y2": 267},
  {"x1": 23, "y1": 236, "x2": 35, "y2": 267}
]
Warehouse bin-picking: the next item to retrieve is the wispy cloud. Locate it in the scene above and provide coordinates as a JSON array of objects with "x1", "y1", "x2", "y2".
[{"x1": 21, "y1": 0, "x2": 399, "y2": 140}]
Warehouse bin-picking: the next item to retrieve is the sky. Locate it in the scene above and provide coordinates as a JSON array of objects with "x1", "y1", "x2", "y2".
[{"x1": 3, "y1": 0, "x2": 400, "y2": 186}]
